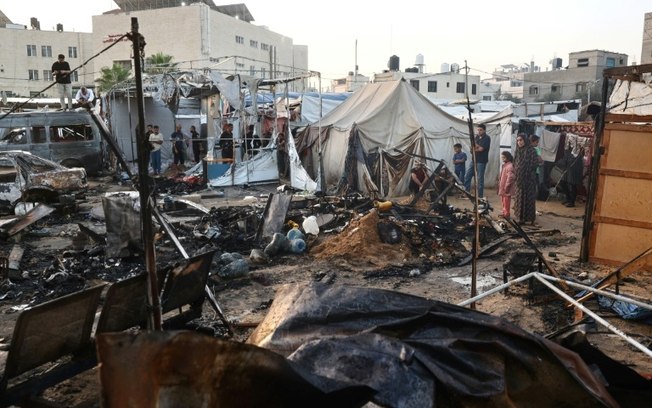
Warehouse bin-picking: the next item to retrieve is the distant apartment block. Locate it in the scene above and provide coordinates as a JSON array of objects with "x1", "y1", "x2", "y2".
[
  {"x1": 522, "y1": 50, "x2": 628, "y2": 103},
  {"x1": 92, "y1": 2, "x2": 309, "y2": 89},
  {"x1": 642, "y1": 12, "x2": 652, "y2": 65},
  {"x1": 0, "y1": 18, "x2": 94, "y2": 98}
]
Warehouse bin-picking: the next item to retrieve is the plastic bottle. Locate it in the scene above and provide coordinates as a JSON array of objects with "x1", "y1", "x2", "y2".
[
  {"x1": 286, "y1": 228, "x2": 305, "y2": 241},
  {"x1": 288, "y1": 238, "x2": 306, "y2": 254},
  {"x1": 302, "y1": 215, "x2": 319, "y2": 236}
]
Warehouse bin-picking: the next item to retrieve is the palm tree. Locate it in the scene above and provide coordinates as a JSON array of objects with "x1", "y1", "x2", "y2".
[
  {"x1": 145, "y1": 52, "x2": 178, "y2": 74},
  {"x1": 95, "y1": 64, "x2": 131, "y2": 92}
]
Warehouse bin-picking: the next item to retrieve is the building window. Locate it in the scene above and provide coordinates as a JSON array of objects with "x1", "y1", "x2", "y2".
[
  {"x1": 250, "y1": 65, "x2": 256, "y2": 75},
  {"x1": 529, "y1": 85, "x2": 539, "y2": 95},
  {"x1": 250, "y1": 40, "x2": 258, "y2": 48},
  {"x1": 446, "y1": 82, "x2": 450, "y2": 88},
  {"x1": 510, "y1": 80, "x2": 522, "y2": 87},
  {"x1": 68, "y1": 46, "x2": 77, "y2": 58},
  {"x1": 577, "y1": 58, "x2": 589, "y2": 67},
  {"x1": 70, "y1": 71, "x2": 78, "y2": 82},
  {"x1": 114, "y1": 59, "x2": 132, "y2": 71},
  {"x1": 576, "y1": 82, "x2": 586, "y2": 92},
  {"x1": 43, "y1": 70, "x2": 53, "y2": 81},
  {"x1": 260, "y1": 67, "x2": 266, "y2": 79},
  {"x1": 482, "y1": 95, "x2": 492, "y2": 101},
  {"x1": 606, "y1": 57, "x2": 615, "y2": 67},
  {"x1": 236, "y1": 62, "x2": 245, "y2": 69},
  {"x1": 27, "y1": 44, "x2": 37, "y2": 56},
  {"x1": 41, "y1": 45, "x2": 52, "y2": 58},
  {"x1": 456, "y1": 82, "x2": 465, "y2": 93},
  {"x1": 261, "y1": 43, "x2": 269, "y2": 51},
  {"x1": 235, "y1": 35, "x2": 244, "y2": 44},
  {"x1": 427, "y1": 81, "x2": 437, "y2": 92},
  {"x1": 471, "y1": 84, "x2": 477, "y2": 95},
  {"x1": 410, "y1": 80, "x2": 420, "y2": 91},
  {"x1": 28, "y1": 69, "x2": 39, "y2": 80},
  {"x1": 551, "y1": 84, "x2": 560, "y2": 93}
]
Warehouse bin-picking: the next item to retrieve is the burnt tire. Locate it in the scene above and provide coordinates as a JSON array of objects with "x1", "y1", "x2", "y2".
[{"x1": 60, "y1": 159, "x2": 84, "y2": 169}]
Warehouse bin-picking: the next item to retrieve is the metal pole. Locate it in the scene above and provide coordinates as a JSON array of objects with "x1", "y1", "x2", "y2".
[
  {"x1": 464, "y1": 61, "x2": 479, "y2": 308},
  {"x1": 533, "y1": 273, "x2": 652, "y2": 358},
  {"x1": 131, "y1": 17, "x2": 162, "y2": 330}
]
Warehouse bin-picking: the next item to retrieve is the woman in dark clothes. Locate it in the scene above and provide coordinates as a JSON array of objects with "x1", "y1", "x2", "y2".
[{"x1": 513, "y1": 133, "x2": 539, "y2": 225}]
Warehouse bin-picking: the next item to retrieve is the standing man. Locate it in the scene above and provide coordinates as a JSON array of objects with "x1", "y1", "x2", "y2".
[
  {"x1": 464, "y1": 123, "x2": 491, "y2": 199},
  {"x1": 149, "y1": 125, "x2": 164, "y2": 175},
  {"x1": 190, "y1": 125, "x2": 202, "y2": 163},
  {"x1": 218, "y1": 123, "x2": 234, "y2": 160},
  {"x1": 171, "y1": 123, "x2": 185, "y2": 167},
  {"x1": 52, "y1": 54, "x2": 73, "y2": 111}
]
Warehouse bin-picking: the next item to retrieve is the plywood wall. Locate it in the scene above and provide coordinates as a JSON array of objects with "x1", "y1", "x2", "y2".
[{"x1": 588, "y1": 123, "x2": 652, "y2": 266}]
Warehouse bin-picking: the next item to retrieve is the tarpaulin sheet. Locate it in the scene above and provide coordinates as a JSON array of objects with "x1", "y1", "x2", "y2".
[{"x1": 249, "y1": 283, "x2": 619, "y2": 407}]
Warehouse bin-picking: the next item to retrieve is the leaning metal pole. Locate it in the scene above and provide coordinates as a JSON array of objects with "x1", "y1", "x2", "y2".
[{"x1": 131, "y1": 17, "x2": 162, "y2": 330}]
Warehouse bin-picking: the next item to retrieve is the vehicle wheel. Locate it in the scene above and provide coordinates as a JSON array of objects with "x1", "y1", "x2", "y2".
[{"x1": 60, "y1": 159, "x2": 83, "y2": 169}]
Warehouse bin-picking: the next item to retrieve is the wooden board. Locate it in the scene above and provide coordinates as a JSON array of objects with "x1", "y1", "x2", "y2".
[{"x1": 588, "y1": 124, "x2": 652, "y2": 267}]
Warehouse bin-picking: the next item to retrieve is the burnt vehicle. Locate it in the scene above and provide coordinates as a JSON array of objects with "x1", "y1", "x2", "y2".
[
  {"x1": 0, "y1": 151, "x2": 88, "y2": 214},
  {"x1": 0, "y1": 110, "x2": 106, "y2": 175}
]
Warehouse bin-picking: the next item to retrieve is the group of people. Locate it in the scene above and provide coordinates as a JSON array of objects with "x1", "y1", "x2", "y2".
[
  {"x1": 51, "y1": 54, "x2": 98, "y2": 111},
  {"x1": 146, "y1": 123, "x2": 204, "y2": 175},
  {"x1": 497, "y1": 133, "x2": 542, "y2": 225},
  {"x1": 410, "y1": 123, "x2": 584, "y2": 226}
]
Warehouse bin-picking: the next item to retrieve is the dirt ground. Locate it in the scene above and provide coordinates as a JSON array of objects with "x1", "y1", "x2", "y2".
[{"x1": 1, "y1": 178, "x2": 651, "y2": 407}]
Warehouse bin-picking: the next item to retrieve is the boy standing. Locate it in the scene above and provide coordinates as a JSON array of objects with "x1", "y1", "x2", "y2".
[{"x1": 452, "y1": 143, "x2": 467, "y2": 182}]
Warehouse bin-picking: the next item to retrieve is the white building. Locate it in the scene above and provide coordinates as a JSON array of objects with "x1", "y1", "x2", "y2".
[
  {"x1": 374, "y1": 69, "x2": 481, "y2": 105},
  {"x1": 331, "y1": 72, "x2": 370, "y2": 93},
  {"x1": 92, "y1": 2, "x2": 309, "y2": 89},
  {"x1": 0, "y1": 18, "x2": 94, "y2": 98}
]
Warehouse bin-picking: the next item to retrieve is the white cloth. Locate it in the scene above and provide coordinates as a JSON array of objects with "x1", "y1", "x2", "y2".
[
  {"x1": 564, "y1": 133, "x2": 590, "y2": 157},
  {"x1": 539, "y1": 129, "x2": 561, "y2": 162},
  {"x1": 149, "y1": 132, "x2": 164, "y2": 152},
  {"x1": 75, "y1": 88, "x2": 95, "y2": 103}
]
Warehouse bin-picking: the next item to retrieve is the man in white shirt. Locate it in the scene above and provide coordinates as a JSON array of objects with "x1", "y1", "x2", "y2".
[{"x1": 75, "y1": 87, "x2": 95, "y2": 110}]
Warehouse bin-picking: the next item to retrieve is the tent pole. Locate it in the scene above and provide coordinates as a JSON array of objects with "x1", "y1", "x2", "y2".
[
  {"x1": 318, "y1": 74, "x2": 325, "y2": 193},
  {"x1": 464, "y1": 61, "x2": 479, "y2": 309}
]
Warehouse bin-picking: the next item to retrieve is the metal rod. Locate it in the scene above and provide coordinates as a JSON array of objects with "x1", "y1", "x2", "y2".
[
  {"x1": 131, "y1": 17, "x2": 162, "y2": 330},
  {"x1": 457, "y1": 272, "x2": 536, "y2": 307},
  {"x1": 532, "y1": 273, "x2": 652, "y2": 358},
  {"x1": 537, "y1": 274, "x2": 652, "y2": 311}
]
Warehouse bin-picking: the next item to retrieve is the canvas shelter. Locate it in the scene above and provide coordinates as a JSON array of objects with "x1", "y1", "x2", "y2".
[{"x1": 295, "y1": 80, "x2": 513, "y2": 198}]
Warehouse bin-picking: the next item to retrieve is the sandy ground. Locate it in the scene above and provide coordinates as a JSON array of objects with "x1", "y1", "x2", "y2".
[{"x1": 2, "y1": 181, "x2": 652, "y2": 406}]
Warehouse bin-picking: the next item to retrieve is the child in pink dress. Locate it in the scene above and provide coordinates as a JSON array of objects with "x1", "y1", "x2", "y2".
[{"x1": 498, "y1": 151, "x2": 515, "y2": 218}]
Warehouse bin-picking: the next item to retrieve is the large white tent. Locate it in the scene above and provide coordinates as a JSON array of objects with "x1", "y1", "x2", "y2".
[{"x1": 295, "y1": 80, "x2": 513, "y2": 198}]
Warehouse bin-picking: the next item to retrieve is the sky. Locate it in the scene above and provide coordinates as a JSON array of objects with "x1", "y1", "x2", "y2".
[{"x1": 1, "y1": 0, "x2": 650, "y2": 82}]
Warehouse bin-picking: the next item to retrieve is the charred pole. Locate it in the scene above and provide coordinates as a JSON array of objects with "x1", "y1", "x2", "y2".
[
  {"x1": 464, "y1": 61, "x2": 479, "y2": 308},
  {"x1": 130, "y1": 17, "x2": 162, "y2": 330}
]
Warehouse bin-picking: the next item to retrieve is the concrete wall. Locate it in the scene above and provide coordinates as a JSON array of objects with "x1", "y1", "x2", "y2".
[
  {"x1": 642, "y1": 12, "x2": 652, "y2": 65},
  {"x1": 92, "y1": 3, "x2": 308, "y2": 82}
]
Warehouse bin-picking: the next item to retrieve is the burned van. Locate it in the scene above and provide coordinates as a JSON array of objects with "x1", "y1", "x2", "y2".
[{"x1": 0, "y1": 111, "x2": 105, "y2": 175}]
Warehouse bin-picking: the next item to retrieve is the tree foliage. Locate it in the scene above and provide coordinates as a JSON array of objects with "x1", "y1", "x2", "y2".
[
  {"x1": 95, "y1": 64, "x2": 131, "y2": 92},
  {"x1": 145, "y1": 52, "x2": 178, "y2": 74}
]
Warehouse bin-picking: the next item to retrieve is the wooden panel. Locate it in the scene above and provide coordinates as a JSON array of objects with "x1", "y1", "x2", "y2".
[
  {"x1": 589, "y1": 124, "x2": 652, "y2": 266},
  {"x1": 591, "y1": 223, "x2": 652, "y2": 265},
  {"x1": 602, "y1": 127, "x2": 652, "y2": 173},
  {"x1": 596, "y1": 175, "x2": 652, "y2": 222}
]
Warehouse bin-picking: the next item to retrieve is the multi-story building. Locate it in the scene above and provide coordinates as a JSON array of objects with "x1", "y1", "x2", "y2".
[
  {"x1": 642, "y1": 12, "x2": 652, "y2": 65},
  {"x1": 372, "y1": 55, "x2": 481, "y2": 104},
  {"x1": 480, "y1": 63, "x2": 534, "y2": 101},
  {"x1": 0, "y1": 17, "x2": 94, "y2": 98},
  {"x1": 522, "y1": 50, "x2": 628, "y2": 103},
  {"x1": 331, "y1": 72, "x2": 370, "y2": 93},
  {"x1": 92, "y1": 1, "x2": 309, "y2": 88}
]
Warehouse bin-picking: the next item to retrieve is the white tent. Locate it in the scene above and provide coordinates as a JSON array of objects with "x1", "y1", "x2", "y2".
[{"x1": 295, "y1": 80, "x2": 513, "y2": 197}]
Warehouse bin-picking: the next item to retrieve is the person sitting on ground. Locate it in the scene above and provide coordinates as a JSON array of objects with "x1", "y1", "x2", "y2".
[
  {"x1": 409, "y1": 160, "x2": 429, "y2": 196},
  {"x1": 75, "y1": 87, "x2": 95, "y2": 110}
]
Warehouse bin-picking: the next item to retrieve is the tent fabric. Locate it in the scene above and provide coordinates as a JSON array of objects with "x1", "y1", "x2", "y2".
[
  {"x1": 295, "y1": 80, "x2": 512, "y2": 197},
  {"x1": 608, "y1": 79, "x2": 652, "y2": 115}
]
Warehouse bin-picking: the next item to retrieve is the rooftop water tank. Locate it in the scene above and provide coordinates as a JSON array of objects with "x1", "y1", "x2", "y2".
[
  {"x1": 440, "y1": 63, "x2": 450, "y2": 73},
  {"x1": 388, "y1": 55, "x2": 400, "y2": 71}
]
